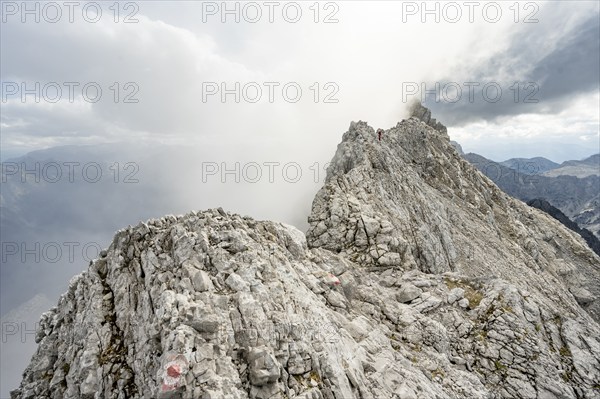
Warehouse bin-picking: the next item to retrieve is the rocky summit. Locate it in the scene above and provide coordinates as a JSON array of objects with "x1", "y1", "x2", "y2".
[{"x1": 11, "y1": 110, "x2": 600, "y2": 399}]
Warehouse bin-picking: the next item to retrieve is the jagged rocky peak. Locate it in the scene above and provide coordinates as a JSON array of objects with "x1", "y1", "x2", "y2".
[
  {"x1": 450, "y1": 140, "x2": 464, "y2": 156},
  {"x1": 308, "y1": 115, "x2": 599, "y2": 318},
  {"x1": 12, "y1": 111, "x2": 600, "y2": 399},
  {"x1": 409, "y1": 102, "x2": 448, "y2": 134}
]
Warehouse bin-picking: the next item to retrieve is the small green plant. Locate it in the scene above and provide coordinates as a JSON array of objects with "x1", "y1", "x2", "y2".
[
  {"x1": 309, "y1": 371, "x2": 321, "y2": 383},
  {"x1": 559, "y1": 346, "x2": 572, "y2": 357},
  {"x1": 477, "y1": 329, "x2": 488, "y2": 341},
  {"x1": 561, "y1": 371, "x2": 572, "y2": 382},
  {"x1": 501, "y1": 305, "x2": 514, "y2": 313},
  {"x1": 431, "y1": 368, "x2": 445, "y2": 379},
  {"x1": 444, "y1": 278, "x2": 484, "y2": 308},
  {"x1": 494, "y1": 360, "x2": 507, "y2": 371}
]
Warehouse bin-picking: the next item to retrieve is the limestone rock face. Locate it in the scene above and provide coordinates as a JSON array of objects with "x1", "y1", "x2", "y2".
[
  {"x1": 307, "y1": 118, "x2": 600, "y2": 322},
  {"x1": 409, "y1": 102, "x2": 448, "y2": 134},
  {"x1": 12, "y1": 112, "x2": 600, "y2": 399}
]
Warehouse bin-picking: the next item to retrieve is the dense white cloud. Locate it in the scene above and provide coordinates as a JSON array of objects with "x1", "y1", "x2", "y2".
[
  {"x1": 3, "y1": 1, "x2": 596, "y2": 160},
  {"x1": 1, "y1": 3, "x2": 599, "y2": 396},
  {"x1": 451, "y1": 91, "x2": 600, "y2": 161}
]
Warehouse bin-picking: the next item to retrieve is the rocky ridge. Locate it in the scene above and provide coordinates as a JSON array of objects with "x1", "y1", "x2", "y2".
[
  {"x1": 543, "y1": 154, "x2": 600, "y2": 178},
  {"x1": 464, "y1": 152, "x2": 600, "y2": 240},
  {"x1": 526, "y1": 198, "x2": 600, "y2": 257},
  {"x1": 11, "y1": 109, "x2": 600, "y2": 399},
  {"x1": 501, "y1": 158, "x2": 560, "y2": 175}
]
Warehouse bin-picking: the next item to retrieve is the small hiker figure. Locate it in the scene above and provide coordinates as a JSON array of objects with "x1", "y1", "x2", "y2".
[{"x1": 377, "y1": 128, "x2": 384, "y2": 141}]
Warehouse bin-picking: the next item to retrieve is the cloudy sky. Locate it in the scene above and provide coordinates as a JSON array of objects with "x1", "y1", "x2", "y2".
[
  {"x1": 1, "y1": 1, "x2": 599, "y2": 395},
  {"x1": 1, "y1": 0, "x2": 599, "y2": 163}
]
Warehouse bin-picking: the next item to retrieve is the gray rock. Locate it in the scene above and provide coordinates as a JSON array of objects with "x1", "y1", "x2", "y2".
[
  {"x1": 11, "y1": 111, "x2": 600, "y2": 399},
  {"x1": 190, "y1": 268, "x2": 213, "y2": 292},
  {"x1": 447, "y1": 287, "x2": 465, "y2": 304},
  {"x1": 397, "y1": 283, "x2": 423, "y2": 303},
  {"x1": 570, "y1": 287, "x2": 594, "y2": 306},
  {"x1": 248, "y1": 347, "x2": 280, "y2": 386}
]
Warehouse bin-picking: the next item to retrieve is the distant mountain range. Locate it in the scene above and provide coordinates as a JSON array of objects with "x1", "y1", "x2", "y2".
[
  {"x1": 499, "y1": 154, "x2": 599, "y2": 178},
  {"x1": 543, "y1": 154, "x2": 600, "y2": 178},
  {"x1": 464, "y1": 153, "x2": 600, "y2": 243},
  {"x1": 500, "y1": 157, "x2": 560, "y2": 174}
]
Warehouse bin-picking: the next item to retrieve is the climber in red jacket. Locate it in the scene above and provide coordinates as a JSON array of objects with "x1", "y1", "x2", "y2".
[{"x1": 377, "y1": 128, "x2": 384, "y2": 141}]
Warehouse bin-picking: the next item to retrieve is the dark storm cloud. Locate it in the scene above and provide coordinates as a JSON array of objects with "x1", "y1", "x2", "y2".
[
  {"x1": 426, "y1": 14, "x2": 600, "y2": 126},
  {"x1": 530, "y1": 17, "x2": 600, "y2": 99}
]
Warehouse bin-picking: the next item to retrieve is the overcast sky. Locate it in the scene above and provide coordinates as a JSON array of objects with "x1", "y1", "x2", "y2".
[
  {"x1": 1, "y1": 0, "x2": 599, "y2": 163},
  {"x1": 1, "y1": 2, "x2": 599, "y2": 396}
]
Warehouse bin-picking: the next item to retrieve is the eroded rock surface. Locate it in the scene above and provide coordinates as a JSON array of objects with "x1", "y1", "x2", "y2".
[{"x1": 12, "y1": 110, "x2": 600, "y2": 399}]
